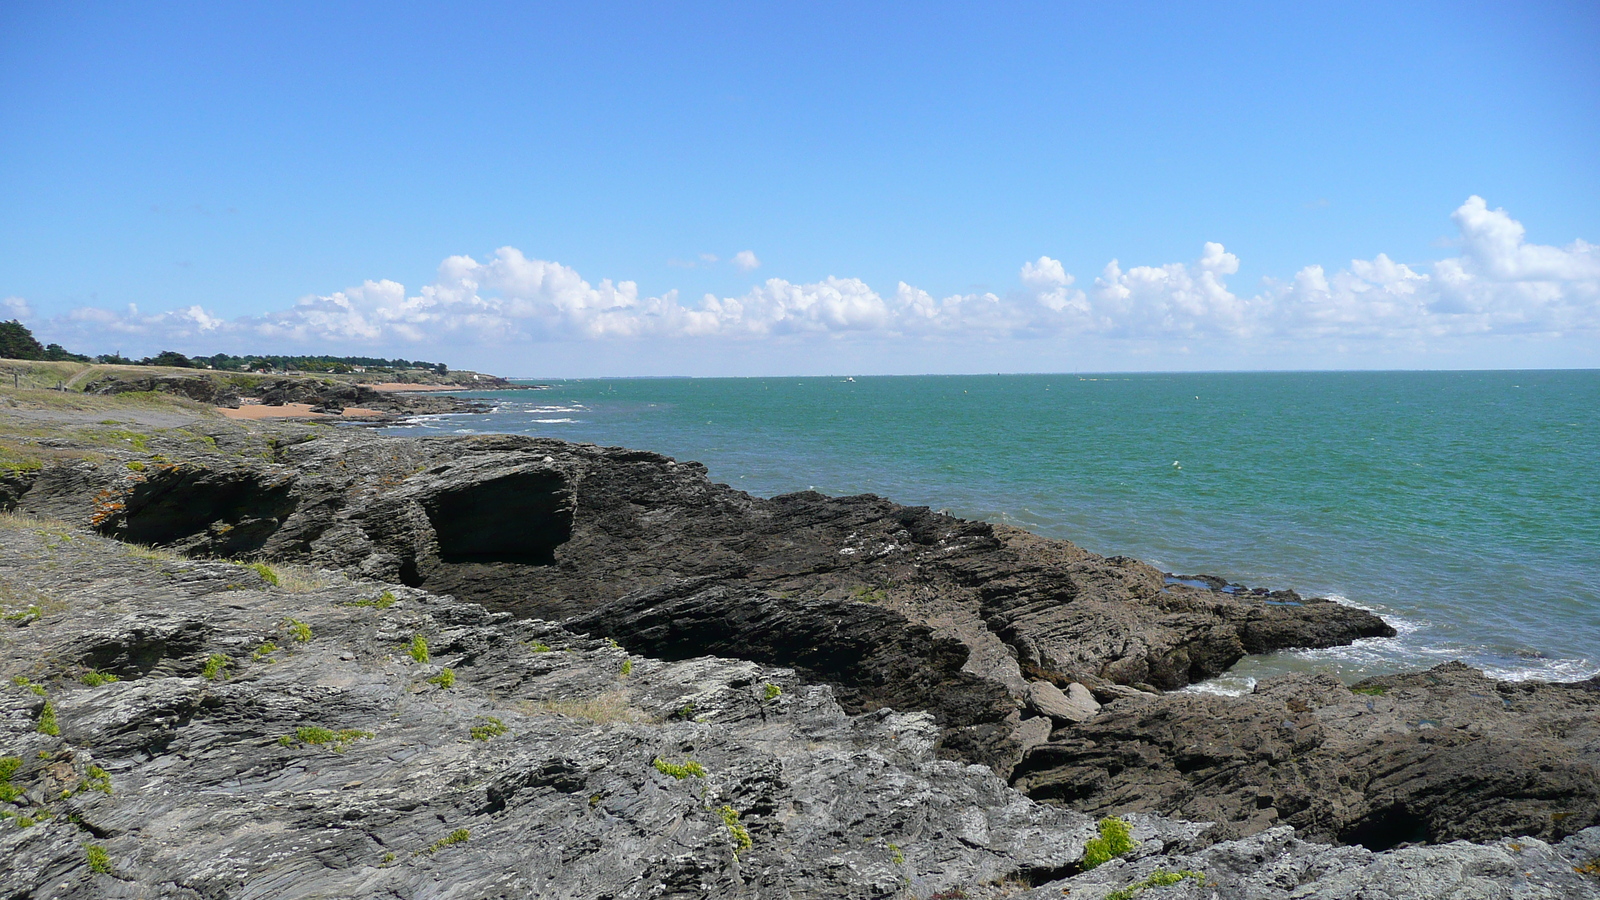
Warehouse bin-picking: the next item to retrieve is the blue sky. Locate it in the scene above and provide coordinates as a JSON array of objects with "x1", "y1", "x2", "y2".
[{"x1": 2, "y1": 1, "x2": 1598, "y2": 376}]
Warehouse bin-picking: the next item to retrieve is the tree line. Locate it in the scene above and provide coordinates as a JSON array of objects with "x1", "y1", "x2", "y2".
[{"x1": 0, "y1": 321, "x2": 448, "y2": 374}]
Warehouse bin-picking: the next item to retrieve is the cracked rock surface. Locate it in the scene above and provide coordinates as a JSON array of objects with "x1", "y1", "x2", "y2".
[{"x1": 2, "y1": 518, "x2": 1596, "y2": 898}]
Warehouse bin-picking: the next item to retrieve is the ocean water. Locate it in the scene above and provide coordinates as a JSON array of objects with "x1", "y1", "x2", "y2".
[{"x1": 383, "y1": 370, "x2": 1600, "y2": 691}]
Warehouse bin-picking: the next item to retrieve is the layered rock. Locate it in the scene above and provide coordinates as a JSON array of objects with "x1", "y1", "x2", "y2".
[
  {"x1": 3, "y1": 428, "x2": 1393, "y2": 772},
  {"x1": 1012, "y1": 664, "x2": 1600, "y2": 848},
  {"x1": 3, "y1": 513, "x2": 1597, "y2": 898}
]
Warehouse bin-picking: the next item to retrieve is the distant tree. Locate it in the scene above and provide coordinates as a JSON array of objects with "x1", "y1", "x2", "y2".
[
  {"x1": 0, "y1": 320, "x2": 45, "y2": 360},
  {"x1": 96, "y1": 352, "x2": 133, "y2": 365},
  {"x1": 434, "y1": 362, "x2": 448, "y2": 375},
  {"x1": 41, "y1": 343, "x2": 91, "y2": 362},
  {"x1": 142, "y1": 350, "x2": 194, "y2": 368}
]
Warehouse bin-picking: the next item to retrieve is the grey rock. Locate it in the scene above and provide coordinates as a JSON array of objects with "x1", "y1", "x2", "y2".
[{"x1": 1013, "y1": 665, "x2": 1600, "y2": 847}]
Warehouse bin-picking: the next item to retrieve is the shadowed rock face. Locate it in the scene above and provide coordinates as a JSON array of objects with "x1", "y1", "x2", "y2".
[
  {"x1": 423, "y1": 469, "x2": 573, "y2": 565},
  {"x1": 1010, "y1": 663, "x2": 1600, "y2": 848}
]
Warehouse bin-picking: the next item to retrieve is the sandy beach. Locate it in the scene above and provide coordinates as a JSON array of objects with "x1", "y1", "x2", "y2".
[{"x1": 215, "y1": 403, "x2": 387, "y2": 420}]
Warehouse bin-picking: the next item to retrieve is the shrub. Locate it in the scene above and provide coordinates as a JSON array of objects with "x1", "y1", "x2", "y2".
[
  {"x1": 201, "y1": 653, "x2": 231, "y2": 681},
  {"x1": 620, "y1": 658, "x2": 633, "y2": 676},
  {"x1": 428, "y1": 668, "x2": 456, "y2": 689},
  {"x1": 469, "y1": 717, "x2": 508, "y2": 741},
  {"x1": 652, "y1": 757, "x2": 706, "y2": 779},
  {"x1": 409, "y1": 634, "x2": 430, "y2": 663},
  {"x1": 718, "y1": 805, "x2": 752, "y2": 858},
  {"x1": 0, "y1": 756, "x2": 23, "y2": 802},
  {"x1": 1082, "y1": 816, "x2": 1137, "y2": 870},
  {"x1": 80, "y1": 671, "x2": 119, "y2": 687},
  {"x1": 37, "y1": 700, "x2": 60, "y2": 736},
  {"x1": 252, "y1": 642, "x2": 279, "y2": 661},
  {"x1": 528, "y1": 640, "x2": 552, "y2": 653},
  {"x1": 762, "y1": 683, "x2": 782, "y2": 701},
  {"x1": 283, "y1": 618, "x2": 312, "y2": 642}
]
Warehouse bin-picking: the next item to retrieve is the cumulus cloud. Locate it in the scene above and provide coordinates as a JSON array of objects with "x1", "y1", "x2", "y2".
[
  {"x1": 3, "y1": 296, "x2": 32, "y2": 320},
  {"x1": 27, "y1": 197, "x2": 1599, "y2": 356}
]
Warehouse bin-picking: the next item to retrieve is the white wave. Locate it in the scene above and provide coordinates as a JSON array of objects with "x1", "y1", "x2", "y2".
[
  {"x1": 1181, "y1": 674, "x2": 1256, "y2": 697},
  {"x1": 532, "y1": 418, "x2": 576, "y2": 424}
]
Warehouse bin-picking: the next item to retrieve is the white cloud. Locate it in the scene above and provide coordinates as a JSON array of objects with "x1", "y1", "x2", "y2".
[
  {"x1": 3, "y1": 296, "x2": 32, "y2": 320},
  {"x1": 27, "y1": 198, "x2": 1599, "y2": 359}
]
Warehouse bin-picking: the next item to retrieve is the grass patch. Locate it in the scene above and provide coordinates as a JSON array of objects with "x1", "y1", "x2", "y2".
[
  {"x1": 283, "y1": 617, "x2": 312, "y2": 642},
  {"x1": 850, "y1": 585, "x2": 888, "y2": 603},
  {"x1": 201, "y1": 653, "x2": 231, "y2": 681},
  {"x1": 527, "y1": 640, "x2": 552, "y2": 652},
  {"x1": 427, "y1": 668, "x2": 456, "y2": 689},
  {"x1": 652, "y1": 757, "x2": 706, "y2": 779},
  {"x1": 251, "y1": 641, "x2": 279, "y2": 662},
  {"x1": 419, "y1": 827, "x2": 470, "y2": 855},
  {"x1": 619, "y1": 658, "x2": 633, "y2": 676},
  {"x1": 0, "y1": 756, "x2": 23, "y2": 803},
  {"x1": 67, "y1": 764, "x2": 113, "y2": 798},
  {"x1": 278, "y1": 726, "x2": 374, "y2": 753},
  {"x1": 1082, "y1": 816, "x2": 1137, "y2": 870},
  {"x1": 529, "y1": 690, "x2": 646, "y2": 724},
  {"x1": 125, "y1": 542, "x2": 184, "y2": 562},
  {"x1": 469, "y1": 716, "x2": 508, "y2": 741},
  {"x1": 1350, "y1": 684, "x2": 1388, "y2": 696},
  {"x1": 345, "y1": 590, "x2": 397, "y2": 609},
  {"x1": 246, "y1": 562, "x2": 279, "y2": 586},
  {"x1": 12, "y1": 675, "x2": 47, "y2": 696},
  {"x1": 85, "y1": 843, "x2": 112, "y2": 875},
  {"x1": 1104, "y1": 869, "x2": 1207, "y2": 900},
  {"x1": 762, "y1": 682, "x2": 782, "y2": 701},
  {"x1": 80, "y1": 670, "x2": 119, "y2": 687},
  {"x1": 718, "y1": 805, "x2": 753, "y2": 858},
  {"x1": 274, "y1": 564, "x2": 337, "y2": 594}
]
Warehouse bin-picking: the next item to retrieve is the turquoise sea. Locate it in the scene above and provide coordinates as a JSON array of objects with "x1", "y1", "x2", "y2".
[{"x1": 384, "y1": 371, "x2": 1600, "y2": 691}]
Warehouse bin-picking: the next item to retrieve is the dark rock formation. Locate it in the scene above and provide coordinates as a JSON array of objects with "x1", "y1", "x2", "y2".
[
  {"x1": 1011, "y1": 663, "x2": 1600, "y2": 848},
  {"x1": 3, "y1": 428, "x2": 1395, "y2": 774},
  {"x1": 84, "y1": 374, "x2": 241, "y2": 408}
]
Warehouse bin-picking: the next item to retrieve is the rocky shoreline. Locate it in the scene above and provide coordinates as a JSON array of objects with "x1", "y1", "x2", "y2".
[{"x1": 1, "y1": 403, "x2": 1597, "y2": 898}]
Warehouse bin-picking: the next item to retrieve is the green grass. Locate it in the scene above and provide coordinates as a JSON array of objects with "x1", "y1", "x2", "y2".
[
  {"x1": 278, "y1": 726, "x2": 374, "y2": 753},
  {"x1": 652, "y1": 757, "x2": 706, "y2": 779},
  {"x1": 247, "y1": 562, "x2": 280, "y2": 586},
  {"x1": 1350, "y1": 684, "x2": 1388, "y2": 696},
  {"x1": 850, "y1": 585, "x2": 888, "y2": 603},
  {"x1": 762, "y1": 682, "x2": 782, "y2": 701},
  {"x1": 1104, "y1": 869, "x2": 1207, "y2": 900},
  {"x1": 251, "y1": 641, "x2": 279, "y2": 662},
  {"x1": 408, "y1": 634, "x2": 429, "y2": 663},
  {"x1": 80, "y1": 670, "x2": 119, "y2": 687},
  {"x1": 427, "y1": 668, "x2": 456, "y2": 689},
  {"x1": 85, "y1": 843, "x2": 112, "y2": 875},
  {"x1": 469, "y1": 716, "x2": 508, "y2": 741},
  {"x1": 283, "y1": 617, "x2": 312, "y2": 642},
  {"x1": 619, "y1": 658, "x2": 633, "y2": 676},
  {"x1": 528, "y1": 640, "x2": 552, "y2": 653},
  {"x1": 1082, "y1": 816, "x2": 1137, "y2": 870}
]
